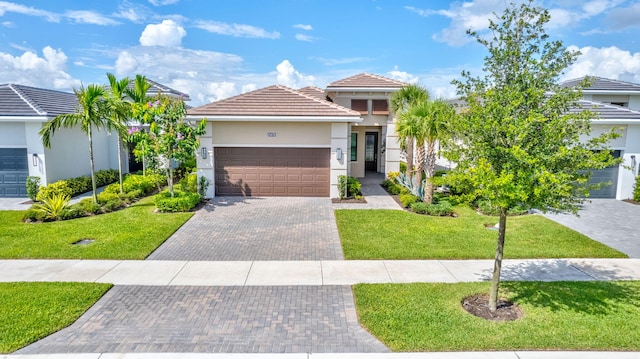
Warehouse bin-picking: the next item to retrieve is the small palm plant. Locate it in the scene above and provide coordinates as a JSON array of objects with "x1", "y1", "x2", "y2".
[{"x1": 32, "y1": 193, "x2": 71, "y2": 221}]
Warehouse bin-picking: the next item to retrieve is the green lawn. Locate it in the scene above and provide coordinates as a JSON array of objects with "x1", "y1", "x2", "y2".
[
  {"x1": 336, "y1": 207, "x2": 626, "y2": 259},
  {"x1": 354, "y1": 281, "x2": 640, "y2": 351},
  {"x1": 0, "y1": 282, "x2": 112, "y2": 353},
  {"x1": 0, "y1": 196, "x2": 193, "y2": 259}
]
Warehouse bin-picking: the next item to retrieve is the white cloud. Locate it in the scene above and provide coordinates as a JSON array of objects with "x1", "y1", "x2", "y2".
[
  {"x1": 65, "y1": 10, "x2": 120, "y2": 26},
  {"x1": 241, "y1": 83, "x2": 257, "y2": 93},
  {"x1": 606, "y1": 1, "x2": 640, "y2": 30},
  {"x1": 311, "y1": 56, "x2": 371, "y2": 66},
  {"x1": 2, "y1": 21, "x2": 13, "y2": 27},
  {"x1": 115, "y1": 51, "x2": 139, "y2": 75},
  {"x1": 139, "y1": 19, "x2": 186, "y2": 47},
  {"x1": 387, "y1": 66, "x2": 419, "y2": 84},
  {"x1": 0, "y1": 46, "x2": 80, "y2": 90},
  {"x1": 563, "y1": 45, "x2": 640, "y2": 83},
  {"x1": 293, "y1": 24, "x2": 312, "y2": 31},
  {"x1": 295, "y1": 34, "x2": 315, "y2": 42},
  {"x1": 275, "y1": 60, "x2": 314, "y2": 88},
  {"x1": 113, "y1": 1, "x2": 151, "y2": 23},
  {"x1": 0, "y1": 1, "x2": 59, "y2": 22},
  {"x1": 148, "y1": 0, "x2": 180, "y2": 6},
  {"x1": 194, "y1": 20, "x2": 280, "y2": 39}
]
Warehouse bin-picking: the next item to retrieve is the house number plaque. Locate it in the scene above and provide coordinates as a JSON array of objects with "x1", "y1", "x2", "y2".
[{"x1": 267, "y1": 132, "x2": 277, "y2": 137}]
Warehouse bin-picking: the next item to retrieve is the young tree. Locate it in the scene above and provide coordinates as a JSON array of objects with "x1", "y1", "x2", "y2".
[
  {"x1": 105, "y1": 73, "x2": 131, "y2": 194},
  {"x1": 445, "y1": 1, "x2": 620, "y2": 311},
  {"x1": 40, "y1": 84, "x2": 108, "y2": 203},
  {"x1": 125, "y1": 74, "x2": 152, "y2": 175},
  {"x1": 390, "y1": 85, "x2": 429, "y2": 179},
  {"x1": 130, "y1": 95, "x2": 206, "y2": 196}
]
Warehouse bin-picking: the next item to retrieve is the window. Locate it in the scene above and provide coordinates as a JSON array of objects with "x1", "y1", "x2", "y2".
[
  {"x1": 350, "y1": 133, "x2": 357, "y2": 161},
  {"x1": 372, "y1": 99, "x2": 389, "y2": 115},
  {"x1": 351, "y1": 99, "x2": 368, "y2": 114},
  {"x1": 609, "y1": 102, "x2": 628, "y2": 107}
]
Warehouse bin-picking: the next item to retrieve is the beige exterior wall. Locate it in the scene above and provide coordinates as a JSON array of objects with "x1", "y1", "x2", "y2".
[{"x1": 212, "y1": 122, "x2": 331, "y2": 147}]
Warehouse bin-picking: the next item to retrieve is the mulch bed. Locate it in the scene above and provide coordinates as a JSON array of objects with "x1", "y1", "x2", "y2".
[
  {"x1": 623, "y1": 199, "x2": 640, "y2": 205},
  {"x1": 331, "y1": 197, "x2": 367, "y2": 204},
  {"x1": 462, "y1": 293, "x2": 524, "y2": 321}
]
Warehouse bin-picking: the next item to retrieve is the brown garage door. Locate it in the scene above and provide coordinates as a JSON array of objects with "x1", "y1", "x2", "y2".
[{"x1": 214, "y1": 147, "x2": 330, "y2": 197}]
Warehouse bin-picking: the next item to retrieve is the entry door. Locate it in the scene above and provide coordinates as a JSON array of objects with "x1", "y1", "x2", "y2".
[{"x1": 365, "y1": 132, "x2": 378, "y2": 172}]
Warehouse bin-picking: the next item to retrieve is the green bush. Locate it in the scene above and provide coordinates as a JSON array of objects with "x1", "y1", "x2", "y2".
[
  {"x1": 22, "y1": 208, "x2": 46, "y2": 222},
  {"x1": 179, "y1": 173, "x2": 198, "y2": 193},
  {"x1": 338, "y1": 175, "x2": 362, "y2": 199},
  {"x1": 60, "y1": 206, "x2": 86, "y2": 220},
  {"x1": 94, "y1": 169, "x2": 119, "y2": 187},
  {"x1": 77, "y1": 198, "x2": 102, "y2": 215},
  {"x1": 29, "y1": 193, "x2": 71, "y2": 221},
  {"x1": 36, "y1": 181, "x2": 72, "y2": 202},
  {"x1": 26, "y1": 176, "x2": 40, "y2": 201},
  {"x1": 410, "y1": 201, "x2": 454, "y2": 216},
  {"x1": 400, "y1": 162, "x2": 407, "y2": 173},
  {"x1": 97, "y1": 192, "x2": 120, "y2": 204},
  {"x1": 154, "y1": 190, "x2": 201, "y2": 212},
  {"x1": 634, "y1": 176, "x2": 640, "y2": 202},
  {"x1": 198, "y1": 176, "x2": 211, "y2": 198},
  {"x1": 104, "y1": 173, "x2": 166, "y2": 196},
  {"x1": 399, "y1": 193, "x2": 419, "y2": 208},
  {"x1": 65, "y1": 175, "x2": 91, "y2": 195}
]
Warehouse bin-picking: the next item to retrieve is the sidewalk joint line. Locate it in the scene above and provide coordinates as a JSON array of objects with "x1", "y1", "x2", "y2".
[
  {"x1": 244, "y1": 261, "x2": 255, "y2": 286},
  {"x1": 167, "y1": 260, "x2": 189, "y2": 285},
  {"x1": 93, "y1": 260, "x2": 124, "y2": 283}
]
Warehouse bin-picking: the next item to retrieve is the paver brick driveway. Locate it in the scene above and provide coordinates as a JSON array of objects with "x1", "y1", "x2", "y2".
[{"x1": 148, "y1": 197, "x2": 344, "y2": 261}]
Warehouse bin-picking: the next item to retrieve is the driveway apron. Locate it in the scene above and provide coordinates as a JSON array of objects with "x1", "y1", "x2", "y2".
[
  {"x1": 18, "y1": 196, "x2": 389, "y2": 354},
  {"x1": 544, "y1": 199, "x2": 640, "y2": 258}
]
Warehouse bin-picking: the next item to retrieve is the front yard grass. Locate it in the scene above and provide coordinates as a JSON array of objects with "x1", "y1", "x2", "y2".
[
  {"x1": 0, "y1": 196, "x2": 193, "y2": 259},
  {"x1": 336, "y1": 207, "x2": 626, "y2": 259},
  {"x1": 354, "y1": 281, "x2": 640, "y2": 351},
  {"x1": 0, "y1": 282, "x2": 112, "y2": 353}
]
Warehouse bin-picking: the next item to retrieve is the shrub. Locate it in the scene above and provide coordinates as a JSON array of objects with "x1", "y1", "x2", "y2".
[
  {"x1": 77, "y1": 198, "x2": 102, "y2": 215},
  {"x1": 155, "y1": 190, "x2": 201, "y2": 212},
  {"x1": 36, "y1": 181, "x2": 72, "y2": 202},
  {"x1": 104, "y1": 173, "x2": 166, "y2": 196},
  {"x1": 60, "y1": 206, "x2": 86, "y2": 220},
  {"x1": 95, "y1": 169, "x2": 119, "y2": 187},
  {"x1": 399, "y1": 193, "x2": 419, "y2": 208},
  {"x1": 400, "y1": 162, "x2": 407, "y2": 173},
  {"x1": 22, "y1": 208, "x2": 46, "y2": 222},
  {"x1": 26, "y1": 176, "x2": 40, "y2": 201},
  {"x1": 634, "y1": 175, "x2": 640, "y2": 202},
  {"x1": 179, "y1": 173, "x2": 198, "y2": 193},
  {"x1": 410, "y1": 201, "x2": 454, "y2": 216},
  {"x1": 30, "y1": 193, "x2": 71, "y2": 221},
  {"x1": 198, "y1": 176, "x2": 211, "y2": 198},
  {"x1": 97, "y1": 192, "x2": 120, "y2": 204},
  {"x1": 387, "y1": 172, "x2": 400, "y2": 182},
  {"x1": 338, "y1": 175, "x2": 362, "y2": 199},
  {"x1": 65, "y1": 175, "x2": 91, "y2": 195}
]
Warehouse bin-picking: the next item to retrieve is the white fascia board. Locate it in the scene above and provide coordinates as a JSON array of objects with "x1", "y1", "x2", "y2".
[
  {"x1": 591, "y1": 119, "x2": 640, "y2": 124},
  {"x1": 0, "y1": 116, "x2": 48, "y2": 123},
  {"x1": 582, "y1": 90, "x2": 640, "y2": 95},
  {"x1": 185, "y1": 115, "x2": 363, "y2": 123}
]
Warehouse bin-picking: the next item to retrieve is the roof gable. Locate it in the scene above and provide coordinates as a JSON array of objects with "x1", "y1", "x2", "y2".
[
  {"x1": 298, "y1": 86, "x2": 327, "y2": 101},
  {"x1": 573, "y1": 100, "x2": 640, "y2": 120},
  {"x1": 0, "y1": 84, "x2": 77, "y2": 117},
  {"x1": 187, "y1": 85, "x2": 360, "y2": 118},
  {"x1": 326, "y1": 73, "x2": 408, "y2": 89},
  {"x1": 560, "y1": 76, "x2": 640, "y2": 92}
]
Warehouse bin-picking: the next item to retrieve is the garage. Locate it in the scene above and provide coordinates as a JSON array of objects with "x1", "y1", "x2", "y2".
[
  {"x1": 587, "y1": 150, "x2": 621, "y2": 199},
  {"x1": 214, "y1": 147, "x2": 330, "y2": 197},
  {"x1": 0, "y1": 148, "x2": 28, "y2": 197}
]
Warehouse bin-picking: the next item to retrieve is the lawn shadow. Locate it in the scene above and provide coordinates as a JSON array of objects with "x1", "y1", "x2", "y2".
[{"x1": 486, "y1": 259, "x2": 640, "y2": 315}]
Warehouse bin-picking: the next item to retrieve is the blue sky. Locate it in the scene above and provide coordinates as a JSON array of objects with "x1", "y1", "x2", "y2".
[{"x1": 1, "y1": 0, "x2": 639, "y2": 106}]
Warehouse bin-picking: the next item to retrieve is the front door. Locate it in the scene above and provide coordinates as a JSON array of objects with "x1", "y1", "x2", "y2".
[{"x1": 365, "y1": 132, "x2": 378, "y2": 172}]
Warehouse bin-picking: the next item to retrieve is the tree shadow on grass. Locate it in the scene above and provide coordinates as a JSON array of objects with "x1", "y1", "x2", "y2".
[{"x1": 488, "y1": 259, "x2": 640, "y2": 315}]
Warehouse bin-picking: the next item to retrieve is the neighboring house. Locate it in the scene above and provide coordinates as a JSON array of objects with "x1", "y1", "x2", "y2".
[
  {"x1": 187, "y1": 73, "x2": 407, "y2": 198},
  {"x1": 559, "y1": 76, "x2": 640, "y2": 199},
  {"x1": 0, "y1": 84, "x2": 120, "y2": 197}
]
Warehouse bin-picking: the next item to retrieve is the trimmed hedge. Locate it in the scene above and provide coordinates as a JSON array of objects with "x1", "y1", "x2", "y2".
[
  {"x1": 410, "y1": 201, "x2": 454, "y2": 216},
  {"x1": 155, "y1": 190, "x2": 201, "y2": 212},
  {"x1": 36, "y1": 169, "x2": 119, "y2": 201},
  {"x1": 634, "y1": 175, "x2": 640, "y2": 202}
]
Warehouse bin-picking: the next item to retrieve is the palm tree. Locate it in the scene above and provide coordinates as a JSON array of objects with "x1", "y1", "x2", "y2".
[
  {"x1": 400, "y1": 98, "x2": 456, "y2": 203},
  {"x1": 106, "y1": 73, "x2": 131, "y2": 194},
  {"x1": 40, "y1": 84, "x2": 107, "y2": 203},
  {"x1": 390, "y1": 85, "x2": 429, "y2": 178},
  {"x1": 124, "y1": 74, "x2": 152, "y2": 175}
]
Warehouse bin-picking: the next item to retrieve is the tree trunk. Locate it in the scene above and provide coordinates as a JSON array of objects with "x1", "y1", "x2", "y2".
[
  {"x1": 88, "y1": 126, "x2": 98, "y2": 203},
  {"x1": 423, "y1": 141, "x2": 437, "y2": 204},
  {"x1": 414, "y1": 140, "x2": 427, "y2": 195},
  {"x1": 406, "y1": 139, "x2": 414, "y2": 177},
  {"x1": 489, "y1": 208, "x2": 508, "y2": 311},
  {"x1": 117, "y1": 135, "x2": 124, "y2": 194},
  {"x1": 167, "y1": 157, "x2": 174, "y2": 197}
]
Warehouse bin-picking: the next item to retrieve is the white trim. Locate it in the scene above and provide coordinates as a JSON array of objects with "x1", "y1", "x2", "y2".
[
  {"x1": 0, "y1": 145, "x2": 28, "y2": 149},
  {"x1": 186, "y1": 115, "x2": 362, "y2": 123},
  {"x1": 326, "y1": 87, "x2": 402, "y2": 92},
  {"x1": 591, "y1": 119, "x2": 640, "y2": 124},
  {"x1": 0, "y1": 116, "x2": 48, "y2": 122},
  {"x1": 211, "y1": 143, "x2": 331, "y2": 148},
  {"x1": 583, "y1": 90, "x2": 640, "y2": 95}
]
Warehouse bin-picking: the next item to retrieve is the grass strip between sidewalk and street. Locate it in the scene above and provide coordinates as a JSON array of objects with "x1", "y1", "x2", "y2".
[
  {"x1": 0, "y1": 196, "x2": 193, "y2": 259},
  {"x1": 336, "y1": 207, "x2": 626, "y2": 259},
  {"x1": 0, "y1": 282, "x2": 112, "y2": 353},
  {"x1": 354, "y1": 281, "x2": 640, "y2": 351}
]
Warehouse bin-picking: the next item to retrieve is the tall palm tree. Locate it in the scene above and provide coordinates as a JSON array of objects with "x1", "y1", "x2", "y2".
[
  {"x1": 400, "y1": 98, "x2": 456, "y2": 203},
  {"x1": 124, "y1": 74, "x2": 152, "y2": 175},
  {"x1": 390, "y1": 85, "x2": 429, "y2": 178},
  {"x1": 106, "y1": 73, "x2": 131, "y2": 194},
  {"x1": 40, "y1": 84, "x2": 107, "y2": 203}
]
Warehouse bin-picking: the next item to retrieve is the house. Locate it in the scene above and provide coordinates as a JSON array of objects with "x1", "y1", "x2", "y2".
[
  {"x1": 0, "y1": 80, "x2": 191, "y2": 198},
  {"x1": 187, "y1": 73, "x2": 407, "y2": 198},
  {"x1": 559, "y1": 77, "x2": 640, "y2": 199}
]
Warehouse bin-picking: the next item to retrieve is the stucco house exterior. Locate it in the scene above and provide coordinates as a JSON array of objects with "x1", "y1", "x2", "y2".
[
  {"x1": 187, "y1": 73, "x2": 407, "y2": 198},
  {"x1": 559, "y1": 77, "x2": 640, "y2": 199}
]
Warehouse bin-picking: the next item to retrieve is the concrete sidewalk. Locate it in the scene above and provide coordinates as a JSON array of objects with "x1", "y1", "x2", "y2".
[{"x1": 2, "y1": 258, "x2": 640, "y2": 285}]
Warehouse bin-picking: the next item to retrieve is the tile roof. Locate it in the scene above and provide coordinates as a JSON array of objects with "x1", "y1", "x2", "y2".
[
  {"x1": 0, "y1": 84, "x2": 77, "y2": 117},
  {"x1": 108, "y1": 78, "x2": 191, "y2": 100},
  {"x1": 560, "y1": 76, "x2": 640, "y2": 92},
  {"x1": 187, "y1": 85, "x2": 361, "y2": 118},
  {"x1": 572, "y1": 100, "x2": 640, "y2": 120},
  {"x1": 297, "y1": 86, "x2": 328, "y2": 101},
  {"x1": 326, "y1": 73, "x2": 408, "y2": 89}
]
